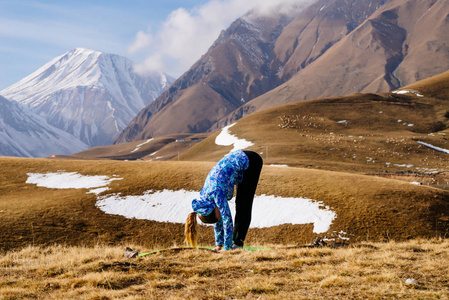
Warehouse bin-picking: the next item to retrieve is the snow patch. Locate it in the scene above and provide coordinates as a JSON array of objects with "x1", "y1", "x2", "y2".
[
  {"x1": 131, "y1": 138, "x2": 153, "y2": 153},
  {"x1": 96, "y1": 190, "x2": 336, "y2": 233},
  {"x1": 25, "y1": 172, "x2": 336, "y2": 233},
  {"x1": 393, "y1": 90, "x2": 424, "y2": 97},
  {"x1": 417, "y1": 141, "x2": 449, "y2": 154},
  {"x1": 394, "y1": 164, "x2": 414, "y2": 168},
  {"x1": 323, "y1": 230, "x2": 351, "y2": 242},
  {"x1": 215, "y1": 123, "x2": 254, "y2": 152},
  {"x1": 26, "y1": 172, "x2": 122, "y2": 193}
]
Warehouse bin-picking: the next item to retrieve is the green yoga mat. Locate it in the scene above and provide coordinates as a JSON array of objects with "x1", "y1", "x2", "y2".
[{"x1": 138, "y1": 245, "x2": 271, "y2": 257}]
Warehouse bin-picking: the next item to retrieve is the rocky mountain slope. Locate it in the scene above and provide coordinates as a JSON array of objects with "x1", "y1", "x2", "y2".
[
  {"x1": 71, "y1": 68, "x2": 449, "y2": 185},
  {"x1": 0, "y1": 95, "x2": 87, "y2": 157},
  {"x1": 117, "y1": 0, "x2": 449, "y2": 142},
  {"x1": 1, "y1": 48, "x2": 174, "y2": 148},
  {"x1": 115, "y1": 8, "x2": 300, "y2": 143},
  {"x1": 228, "y1": 0, "x2": 449, "y2": 122}
]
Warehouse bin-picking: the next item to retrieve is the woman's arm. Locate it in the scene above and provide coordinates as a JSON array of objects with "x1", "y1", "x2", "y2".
[{"x1": 214, "y1": 217, "x2": 224, "y2": 246}]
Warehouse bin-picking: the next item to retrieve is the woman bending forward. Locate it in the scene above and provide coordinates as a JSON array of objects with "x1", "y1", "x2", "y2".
[{"x1": 185, "y1": 150, "x2": 263, "y2": 251}]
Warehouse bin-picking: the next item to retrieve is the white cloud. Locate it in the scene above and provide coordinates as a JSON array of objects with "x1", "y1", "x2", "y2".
[
  {"x1": 129, "y1": 0, "x2": 316, "y2": 77},
  {"x1": 128, "y1": 30, "x2": 153, "y2": 54}
]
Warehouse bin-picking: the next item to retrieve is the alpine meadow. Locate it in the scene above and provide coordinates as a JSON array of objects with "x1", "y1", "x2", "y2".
[{"x1": 1, "y1": 0, "x2": 449, "y2": 299}]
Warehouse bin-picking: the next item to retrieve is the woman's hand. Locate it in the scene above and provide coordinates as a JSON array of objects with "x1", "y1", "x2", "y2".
[{"x1": 212, "y1": 245, "x2": 223, "y2": 252}]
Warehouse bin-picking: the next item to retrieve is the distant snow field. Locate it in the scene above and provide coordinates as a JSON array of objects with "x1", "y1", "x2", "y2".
[
  {"x1": 392, "y1": 89, "x2": 424, "y2": 97},
  {"x1": 215, "y1": 123, "x2": 254, "y2": 152},
  {"x1": 131, "y1": 138, "x2": 153, "y2": 153},
  {"x1": 417, "y1": 141, "x2": 449, "y2": 154},
  {"x1": 26, "y1": 171, "x2": 336, "y2": 233}
]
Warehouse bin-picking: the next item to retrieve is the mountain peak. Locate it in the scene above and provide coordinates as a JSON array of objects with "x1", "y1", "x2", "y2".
[
  {"x1": 0, "y1": 49, "x2": 174, "y2": 149},
  {"x1": 65, "y1": 48, "x2": 118, "y2": 62},
  {"x1": 70, "y1": 47, "x2": 100, "y2": 54}
]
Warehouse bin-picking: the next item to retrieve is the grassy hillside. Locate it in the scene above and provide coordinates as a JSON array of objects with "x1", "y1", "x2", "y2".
[
  {"x1": 2, "y1": 70, "x2": 449, "y2": 272},
  {"x1": 67, "y1": 72, "x2": 449, "y2": 186},
  {"x1": 60, "y1": 133, "x2": 210, "y2": 161},
  {"x1": 1, "y1": 239, "x2": 448, "y2": 299},
  {"x1": 1, "y1": 156, "x2": 448, "y2": 252},
  {"x1": 402, "y1": 69, "x2": 449, "y2": 100},
  {"x1": 181, "y1": 92, "x2": 449, "y2": 175}
]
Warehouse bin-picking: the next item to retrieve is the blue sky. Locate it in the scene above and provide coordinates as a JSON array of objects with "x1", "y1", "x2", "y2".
[
  {"x1": 0, "y1": 0, "x2": 208, "y2": 89},
  {"x1": 0, "y1": 0, "x2": 309, "y2": 90}
]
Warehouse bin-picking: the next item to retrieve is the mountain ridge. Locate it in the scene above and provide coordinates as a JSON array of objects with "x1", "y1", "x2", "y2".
[
  {"x1": 114, "y1": 8, "x2": 300, "y2": 143},
  {"x1": 214, "y1": 0, "x2": 449, "y2": 129},
  {"x1": 1, "y1": 48, "x2": 174, "y2": 148},
  {"x1": 0, "y1": 95, "x2": 88, "y2": 157},
  {"x1": 117, "y1": 0, "x2": 449, "y2": 142}
]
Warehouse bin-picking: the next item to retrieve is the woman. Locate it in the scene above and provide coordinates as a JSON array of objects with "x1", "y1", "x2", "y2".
[{"x1": 185, "y1": 150, "x2": 263, "y2": 251}]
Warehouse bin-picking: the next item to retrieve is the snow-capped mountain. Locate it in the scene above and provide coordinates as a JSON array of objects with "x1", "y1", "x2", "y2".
[
  {"x1": 0, "y1": 95, "x2": 88, "y2": 157},
  {"x1": 1, "y1": 48, "x2": 174, "y2": 147}
]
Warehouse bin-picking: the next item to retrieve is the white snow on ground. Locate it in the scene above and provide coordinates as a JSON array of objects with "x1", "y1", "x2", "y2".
[
  {"x1": 131, "y1": 139, "x2": 153, "y2": 153},
  {"x1": 393, "y1": 90, "x2": 424, "y2": 97},
  {"x1": 417, "y1": 141, "x2": 449, "y2": 154},
  {"x1": 96, "y1": 191, "x2": 335, "y2": 233},
  {"x1": 25, "y1": 172, "x2": 336, "y2": 234},
  {"x1": 26, "y1": 172, "x2": 122, "y2": 193},
  {"x1": 215, "y1": 123, "x2": 254, "y2": 152},
  {"x1": 394, "y1": 164, "x2": 414, "y2": 168},
  {"x1": 323, "y1": 230, "x2": 351, "y2": 241},
  {"x1": 270, "y1": 164, "x2": 288, "y2": 167}
]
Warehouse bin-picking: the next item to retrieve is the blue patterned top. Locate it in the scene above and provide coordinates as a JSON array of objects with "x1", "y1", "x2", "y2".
[{"x1": 191, "y1": 150, "x2": 249, "y2": 250}]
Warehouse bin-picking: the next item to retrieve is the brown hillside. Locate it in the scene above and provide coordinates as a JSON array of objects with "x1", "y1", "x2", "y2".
[
  {"x1": 393, "y1": 0, "x2": 449, "y2": 85},
  {"x1": 272, "y1": 0, "x2": 385, "y2": 81},
  {"x1": 116, "y1": 0, "x2": 449, "y2": 141},
  {"x1": 63, "y1": 133, "x2": 210, "y2": 161},
  {"x1": 182, "y1": 92, "x2": 449, "y2": 176},
  {"x1": 117, "y1": 0, "x2": 399, "y2": 142},
  {"x1": 218, "y1": 0, "x2": 449, "y2": 127},
  {"x1": 73, "y1": 68, "x2": 449, "y2": 179},
  {"x1": 115, "y1": 11, "x2": 293, "y2": 142},
  {"x1": 6, "y1": 53, "x2": 449, "y2": 253},
  {"x1": 401, "y1": 69, "x2": 449, "y2": 100},
  {"x1": 1, "y1": 157, "x2": 448, "y2": 252}
]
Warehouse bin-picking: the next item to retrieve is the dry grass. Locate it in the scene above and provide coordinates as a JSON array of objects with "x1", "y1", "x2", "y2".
[
  {"x1": 68, "y1": 133, "x2": 210, "y2": 161},
  {"x1": 181, "y1": 92, "x2": 449, "y2": 176},
  {"x1": 1, "y1": 156, "x2": 449, "y2": 252},
  {"x1": 1, "y1": 239, "x2": 448, "y2": 299}
]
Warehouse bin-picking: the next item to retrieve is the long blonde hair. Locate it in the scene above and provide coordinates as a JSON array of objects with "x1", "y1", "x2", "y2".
[{"x1": 185, "y1": 212, "x2": 198, "y2": 247}]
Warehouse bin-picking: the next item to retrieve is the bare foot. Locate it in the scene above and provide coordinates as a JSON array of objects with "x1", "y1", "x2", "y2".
[{"x1": 212, "y1": 246, "x2": 222, "y2": 252}]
